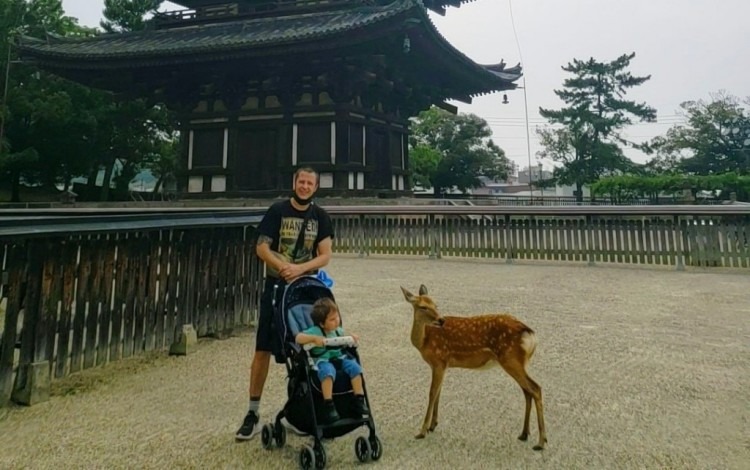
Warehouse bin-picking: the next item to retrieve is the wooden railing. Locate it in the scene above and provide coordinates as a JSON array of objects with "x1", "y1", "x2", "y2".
[
  {"x1": 1, "y1": 204, "x2": 747, "y2": 406},
  {"x1": 326, "y1": 205, "x2": 750, "y2": 269},
  {"x1": 415, "y1": 194, "x2": 695, "y2": 206},
  {"x1": 0, "y1": 211, "x2": 265, "y2": 406}
]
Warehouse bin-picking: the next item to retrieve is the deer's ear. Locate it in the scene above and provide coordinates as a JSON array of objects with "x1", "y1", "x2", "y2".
[
  {"x1": 418, "y1": 284, "x2": 428, "y2": 296},
  {"x1": 400, "y1": 286, "x2": 416, "y2": 303}
]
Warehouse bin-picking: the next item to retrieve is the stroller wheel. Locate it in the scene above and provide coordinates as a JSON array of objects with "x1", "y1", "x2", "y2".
[
  {"x1": 313, "y1": 442, "x2": 327, "y2": 469},
  {"x1": 261, "y1": 424, "x2": 274, "y2": 450},
  {"x1": 369, "y1": 435, "x2": 383, "y2": 461},
  {"x1": 354, "y1": 436, "x2": 371, "y2": 463},
  {"x1": 274, "y1": 422, "x2": 287, "y2": 448},
  {"x1": 299, "y1": 445, "x2": 316, "y2": 470}
]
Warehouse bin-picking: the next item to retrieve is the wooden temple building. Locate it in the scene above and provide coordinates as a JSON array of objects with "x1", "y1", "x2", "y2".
[{"x1": 18, "y1": 0, "x2": 521, "y2": 197}]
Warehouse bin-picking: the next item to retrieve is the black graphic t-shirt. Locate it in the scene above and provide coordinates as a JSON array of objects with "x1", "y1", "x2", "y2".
[{"x1": 257, "y1": 200, "x2": 334, "y2": 278}]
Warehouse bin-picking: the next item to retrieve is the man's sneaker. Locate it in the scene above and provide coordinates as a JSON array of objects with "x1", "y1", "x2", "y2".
[
  {"x1": 280, "y1": 416, "x2": 308, "y2": 436},
  {"x1": 323, "y1": 401, "x2": 340, "y2": 424},
  {"x1": 353, "y1": 395, "x2": 370, "y2": 417},
  {"x1": 235, "y1": 411, "x2": 260, "y2": 441}
]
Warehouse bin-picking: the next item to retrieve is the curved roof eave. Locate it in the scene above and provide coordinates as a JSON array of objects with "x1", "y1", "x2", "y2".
[
  {"x1": 17, "y1": 0, "x2": 521, "y2": 94},
  {"x1": 17, "y1": 1, "x2": 421, "y2": 63},
  {"x1": 414, "y1": 5, "x2": 522, "y2": 94}
]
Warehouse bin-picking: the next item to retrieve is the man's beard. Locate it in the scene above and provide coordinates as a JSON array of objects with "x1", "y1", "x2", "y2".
[{"x1": 292, "y1": 193, "x2": 313, "y2": 205}]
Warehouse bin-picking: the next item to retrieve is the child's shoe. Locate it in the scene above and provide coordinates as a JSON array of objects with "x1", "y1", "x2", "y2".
[
  {"x1": 323, "y1": 400, "x2": 340, "y2": 424},
  {"x1": 353, "y1": 395, "x2": 370, "y2": 416}
]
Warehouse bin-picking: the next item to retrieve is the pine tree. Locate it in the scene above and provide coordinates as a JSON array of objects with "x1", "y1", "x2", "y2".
[
  {"x1": 538, "y1": 53, "x2": 656, "y2": 201},
  {"x1": 101, "y1": 0, "x2": 163, "y2": 33}
]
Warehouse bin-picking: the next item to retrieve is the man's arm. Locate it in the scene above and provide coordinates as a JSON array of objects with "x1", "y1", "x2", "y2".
[
  {"x1": 256, "y1": 236, "x2": 286, "y2": 273},
  {"x1": 298, "y1": 236, "x2": 332, "y2": 272},
  {"x1": 278, "y1": 236, "x2": 332, "y2": 281}
]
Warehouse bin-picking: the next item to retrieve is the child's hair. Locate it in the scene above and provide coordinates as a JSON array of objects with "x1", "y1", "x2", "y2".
[{"x1": 311, "y1": 298, "x2": 338, "y2": 326}]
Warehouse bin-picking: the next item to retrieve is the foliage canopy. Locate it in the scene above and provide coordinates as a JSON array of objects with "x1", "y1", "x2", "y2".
[
  {"x1": 409, "y1": 107, "x2": 511, "y2": 194},
  {"x1": 537, "y1": 53, "x2": 656, "y2": 200}
]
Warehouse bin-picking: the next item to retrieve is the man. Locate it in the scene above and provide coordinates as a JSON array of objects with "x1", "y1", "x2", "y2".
[{"x1": 235, "y1": 167, "x2": 334, "y2": 440}]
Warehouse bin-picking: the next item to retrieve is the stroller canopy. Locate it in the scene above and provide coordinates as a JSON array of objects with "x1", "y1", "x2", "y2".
[{"x1": 276, "y1": 276, "x2": 336, "y2": 350}]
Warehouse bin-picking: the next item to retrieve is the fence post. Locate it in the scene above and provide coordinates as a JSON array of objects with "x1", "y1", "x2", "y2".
[
  {"x1": 0, "y1": 243, "x2": 25, "y2": 406},
  {"x1": 586, "y1": 215, "x2": 596, "y2": 266},
  {"x1": 674, "y1": 215, "x2": 685, "y2": 271},
  {"x1": 12, "y1": 241, "x2": 51, "y2": 406},
  {"x1": 358, "y1": 214, "x2": 368, "y2": 258},
  {"x1": 424, "y1": 214, "x2": 434, "y2": 259},
  {"x1": 505, "y1": 214, "x2": 514, "y2": 264}
]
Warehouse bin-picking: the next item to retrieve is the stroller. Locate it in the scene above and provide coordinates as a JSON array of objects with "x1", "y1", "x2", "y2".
[{"x1": 260, "y1": 275, "x2": 382, "y2": 469}]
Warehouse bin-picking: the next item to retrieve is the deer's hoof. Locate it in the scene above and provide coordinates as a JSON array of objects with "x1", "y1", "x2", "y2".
[
  {"x1": 429, "y1": 423, "x2": 438, "y2": 432},
  {"x1": 517, "y1": 433, "x2": 529, "y2": 442},
  {"x1": 533, "y1": 444, "x2": 545, "y2": 451},
  {"x1": 415, "y1": 432, "x2": 426, "y2": 439}
]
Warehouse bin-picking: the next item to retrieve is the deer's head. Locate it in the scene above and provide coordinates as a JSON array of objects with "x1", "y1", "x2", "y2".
[{"x1": 401, "y1": 285, "x2": 445, "y2": 327}]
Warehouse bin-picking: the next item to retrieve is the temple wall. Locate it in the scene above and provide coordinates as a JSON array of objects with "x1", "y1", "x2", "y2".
[{"x1": 180, "y1": 96, "x2": 411, "y2": 197}]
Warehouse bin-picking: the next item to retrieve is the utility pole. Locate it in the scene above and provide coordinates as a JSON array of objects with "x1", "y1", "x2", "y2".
[{"x1": 522, "y1": 76, "x2": 533, "y2": 198}]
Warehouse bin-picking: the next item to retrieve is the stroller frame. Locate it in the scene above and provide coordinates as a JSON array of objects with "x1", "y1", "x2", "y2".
[{"x1": 259, "y1": 275, "x2": 382, "y2": 469}]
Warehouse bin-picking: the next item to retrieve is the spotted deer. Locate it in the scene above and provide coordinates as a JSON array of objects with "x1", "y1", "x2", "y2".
[{"x1": 400, "y1": 285, "x2": 547, "y2": 450}]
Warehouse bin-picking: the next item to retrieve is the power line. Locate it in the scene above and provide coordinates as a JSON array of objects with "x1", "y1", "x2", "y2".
[{"x1": 507, "y1": 0, "x2": 536, "y2": 193}]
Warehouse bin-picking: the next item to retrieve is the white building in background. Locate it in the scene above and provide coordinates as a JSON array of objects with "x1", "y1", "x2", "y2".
[{"x1": 517, "y1": 165, "x2": 553, "y2": 185}]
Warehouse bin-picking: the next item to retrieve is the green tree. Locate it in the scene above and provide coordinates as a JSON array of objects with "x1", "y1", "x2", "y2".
[
  {"x1": 1, "y1": 0, "x2": 177, "y2": 202},
  {"x1": 409, "y1": 107, "x2": 511, "y2": 194},
  {"x1": 101, "y1": 0, "x2": 163, "y2": 33},
  {"x1": 0, "y1": 0, "x2": 94, "y2": 201},
  {"x1": 538, "y1": 53, "x2": 656, "y2": 201},
  {"x1": 95, "y1": 0, "x2": 178, "y2": 201},
  {"x1": 408, "y1": 144, "x2": 440, "y2": 190},
  {"x1": 650, "y1": 92, "x2": 750, "y2": 176},
  {"x1": 93, "y1": 100, "x2": 177, "y2": 201}
]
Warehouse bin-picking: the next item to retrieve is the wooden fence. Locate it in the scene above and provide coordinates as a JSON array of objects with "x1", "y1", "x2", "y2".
[
  {"x1": 0, "y1": 212, "x2": 265, "y2": 406},
  {"x1": 1, "y1": 204, "x2": 748, "y2": 407},
  {"x1": 328, "y1": 206, "x2": 750, "y2": 269}
]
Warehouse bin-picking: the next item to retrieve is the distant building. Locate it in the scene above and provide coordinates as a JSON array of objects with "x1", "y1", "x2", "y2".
[{"x1": 517, "y1": 165, "x2": 553, "y2": 185}]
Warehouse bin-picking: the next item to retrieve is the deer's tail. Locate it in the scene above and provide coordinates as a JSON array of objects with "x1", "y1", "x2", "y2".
[{"x1": 520, "y1": 328, "x2": 537, "y2": 365}]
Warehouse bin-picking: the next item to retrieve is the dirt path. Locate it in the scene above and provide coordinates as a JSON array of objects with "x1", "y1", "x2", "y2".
[{"x1": 1, "y1": 256, "x2": 748, "y2": 469}]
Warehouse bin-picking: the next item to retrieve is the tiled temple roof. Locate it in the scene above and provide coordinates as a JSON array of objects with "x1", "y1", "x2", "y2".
[
  {"x1": 18, "y1": 0, "x2": 521, "y2": 97},
  {"x1": 170, "y1": 0, "x2": 477, "y2": 16}
]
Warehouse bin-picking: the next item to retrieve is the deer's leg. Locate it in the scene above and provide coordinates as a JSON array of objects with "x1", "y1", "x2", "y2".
[
  {"x1": 518, "y1": 389, "x2": 532, "y2": 442},
  {"x1": 500, "y1": 361, "x2": 546, "y2": 450},
  {"x1": 417, "y1": 366, "x2": 445, "y2": 439},
  {"x1": 429, "y1": 388, "x2": 441, "y2": 432},
  {"x1": 528, "y1": 375, "x2": 546, "y2": 450}
]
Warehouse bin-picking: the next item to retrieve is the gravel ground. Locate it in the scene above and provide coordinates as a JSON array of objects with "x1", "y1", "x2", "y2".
[{"x1": 1, "y1": 256, "x2": 748, "y2": 470}]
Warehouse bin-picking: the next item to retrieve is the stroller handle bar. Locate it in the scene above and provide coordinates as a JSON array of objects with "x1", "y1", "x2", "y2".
[{"x1": 303, "y1": 336, "x2": 357, "y2": 351}]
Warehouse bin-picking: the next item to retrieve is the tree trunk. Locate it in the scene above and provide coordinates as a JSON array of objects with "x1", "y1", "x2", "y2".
[
  {"x1": 152, "y1": 176, "x2": 163, "y2": 194},
  {"x1": 9, "y1": 169, "x2": 20, "y2": 202},
  {"x1": 86, "y1": 165, "x2": 99, "y2": 199},
  {"x1": 575, "y1": 182, "x2": 583, "y2": 203},
  {"x1": 99, "y1": 157, "x2": 116, "y2": 202}
]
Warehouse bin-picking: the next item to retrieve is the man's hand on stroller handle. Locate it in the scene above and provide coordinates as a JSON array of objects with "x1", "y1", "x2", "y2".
[{"x1": 302, "y1": 336, "x2": 358, "y2": 350}]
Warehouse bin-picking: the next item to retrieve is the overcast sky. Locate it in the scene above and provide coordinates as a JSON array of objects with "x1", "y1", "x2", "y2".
[{"x1": 61, "y1": 0, "x2": 750, "y2": 170}]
